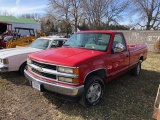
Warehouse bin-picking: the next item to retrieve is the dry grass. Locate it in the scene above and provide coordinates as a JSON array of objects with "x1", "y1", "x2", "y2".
[
  {"x1": 0, "y1": 52, "x2": 160, "y2": 120},
  {"x1": 153, "y1": 39, "x2": 160, "y2": 53}
]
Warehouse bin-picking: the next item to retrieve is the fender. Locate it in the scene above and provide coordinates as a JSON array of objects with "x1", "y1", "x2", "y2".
[{"x1": 82, "y1": 68, "x2": 107, "y2": 84}]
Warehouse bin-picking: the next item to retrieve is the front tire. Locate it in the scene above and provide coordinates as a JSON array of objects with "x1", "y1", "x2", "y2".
[
  {"x1": 79, "y1": 75, "x2": 105, "y2": 107},
  {"x1": 19, "y1": 62, "x2": 27, "y2": 75}
]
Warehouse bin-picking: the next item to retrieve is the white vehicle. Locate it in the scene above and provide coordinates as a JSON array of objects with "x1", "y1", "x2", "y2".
[{"x1": 0, "y1": 37, "x2": 67, "y2": 74}]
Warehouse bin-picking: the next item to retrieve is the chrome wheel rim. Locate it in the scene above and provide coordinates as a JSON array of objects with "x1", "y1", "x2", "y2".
[{"x1": 86, "y1": 83, "x2": 101, "y2": 103}]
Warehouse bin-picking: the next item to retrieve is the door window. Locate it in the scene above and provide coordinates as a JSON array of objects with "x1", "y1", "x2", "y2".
[{"x1": 112, "y1": 34, "x2": 126, "y2": 53}]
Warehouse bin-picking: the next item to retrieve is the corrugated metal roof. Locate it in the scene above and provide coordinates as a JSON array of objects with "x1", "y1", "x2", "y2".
[{"x1": 0, "y1": 16, "x2": 38, "y2": 24}]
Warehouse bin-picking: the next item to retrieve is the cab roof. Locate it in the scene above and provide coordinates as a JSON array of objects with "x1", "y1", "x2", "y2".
[
  {"x1": 77, "y1": 30, "x2": 122, "y2": 34},
  {"x1": 39, "y1": 37, "x2": 68, "y2": 41}
]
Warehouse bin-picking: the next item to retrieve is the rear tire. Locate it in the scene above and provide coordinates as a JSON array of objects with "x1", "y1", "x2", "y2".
[
  {"x1": 79, "y1": 75, "x2": 105, "y2": 107},
  {"x1": 19, "y1": 62, "x2": 27, "y2": 75},
  {"x1": 130, "y1": 61, "x2": 141, "y2": 76}
]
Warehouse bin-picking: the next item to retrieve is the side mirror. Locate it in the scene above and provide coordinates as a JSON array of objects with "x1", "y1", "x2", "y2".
[{"x1": 114, "y1": 43, "x2": 125, "y2": 53}]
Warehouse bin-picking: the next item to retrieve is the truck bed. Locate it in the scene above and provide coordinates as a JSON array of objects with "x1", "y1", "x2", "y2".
[
  {"x1": 128, "y1": 44, "x2": 147, "y2": 64},
  {"x1": 128, "y1": 44, "x2": 146, "y2": 49}
]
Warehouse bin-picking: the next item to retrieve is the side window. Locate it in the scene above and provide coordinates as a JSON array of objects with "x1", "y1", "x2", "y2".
[
  {"x1": 57, "y1": 41, "x2": 63, "y2": 47},
  {"x1": 51, "y1": 40, "x2": 65, "y2": 48},
  {"x1": 51, "y1": 41, "x2": 59, "y2": 48},
  {"x1": 112, "y1": 34, "x2": 126, "y2": 53}
]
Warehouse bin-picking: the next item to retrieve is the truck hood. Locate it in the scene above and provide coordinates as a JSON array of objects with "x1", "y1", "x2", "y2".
[
  {"x1": 29, "y1": 47, "x2": 104, "y2": 66},
  {"x1": 0, "y1": 47, "x2": 41, "y2": 59}
]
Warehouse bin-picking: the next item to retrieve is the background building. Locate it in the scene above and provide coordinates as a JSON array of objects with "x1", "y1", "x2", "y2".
[{"x1": 0, "y1": 16, "x2": 40, "y2": 36}]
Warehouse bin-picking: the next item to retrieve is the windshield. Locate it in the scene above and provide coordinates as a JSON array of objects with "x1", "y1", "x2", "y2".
[
  {"x1": 63, "y1": 33, "x2": 111, "y2": 51},
  {"x1": 29, "y1": 38, "x2": 50, "y2": 49}
]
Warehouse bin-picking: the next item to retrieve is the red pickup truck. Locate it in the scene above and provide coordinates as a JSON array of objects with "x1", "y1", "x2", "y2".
[{"x1": 24, "y1": 30, "x2": 147, "y2": 106}]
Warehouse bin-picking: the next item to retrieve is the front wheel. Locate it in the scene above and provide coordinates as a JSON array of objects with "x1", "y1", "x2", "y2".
[
  {"x1": 19, "y1": 62, "x2": 27, "y2": 75},
  {"x1": 79, "y1": 75, "x2": 105, "y2": 107},
  {"x1": 130, "y1": 61, "x2": 141, "y2": 76}
]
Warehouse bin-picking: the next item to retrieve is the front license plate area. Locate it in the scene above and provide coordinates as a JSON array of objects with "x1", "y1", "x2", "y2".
[{"x1": 32, "y1": 81, "x2": 41, "y2": 91}]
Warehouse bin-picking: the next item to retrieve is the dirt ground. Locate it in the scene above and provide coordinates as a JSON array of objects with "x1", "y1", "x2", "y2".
[{"x1": 0, "y1": 52, "x2": 160, "y2": 120}]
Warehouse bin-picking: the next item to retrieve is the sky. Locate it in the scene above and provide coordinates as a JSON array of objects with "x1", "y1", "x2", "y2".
[
  {"x1": 0, "y1": 0, "x2": 48, "y2": 16},
  {"x1": 0, "y1": 0, "x2": 140, "y2": 26}
]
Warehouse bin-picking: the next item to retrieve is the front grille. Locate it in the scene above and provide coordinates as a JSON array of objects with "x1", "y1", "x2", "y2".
[
  {"x1": 32, "y1": 68, "x2": 56, "y2": 80},
  {"x1": 32, "y1": 60, "x2": 56, "y2": 70}
]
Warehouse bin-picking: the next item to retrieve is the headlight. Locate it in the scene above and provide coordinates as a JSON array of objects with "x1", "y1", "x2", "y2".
[
  {"x1": 27, "y1": 58, "x2": 32, "y2": 64},
  {"x1": 57, "y1": 66, "x2": 79, "y2": 74},
  {"x1": 0, "y1": 58, "x2": 9, "y2": 64}
]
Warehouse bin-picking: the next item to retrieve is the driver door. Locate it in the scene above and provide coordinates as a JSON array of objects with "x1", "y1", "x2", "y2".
[{"x1": 107, "y1": 34, "x2": 129, "y2": 75}]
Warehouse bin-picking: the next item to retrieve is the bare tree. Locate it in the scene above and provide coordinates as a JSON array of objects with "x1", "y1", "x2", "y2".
[
  {"x1": 40, "y1": 14, "x2": 57, "y2": 32},
  {"x1": 106, "y1": 0, "x2": 130, "y2": 26},
  {"x1": 81, "y1": 0, "x2": 129, "y2": 29},
  {"x1": 81, "y1": 0, "x2": 109, "y2": 29},
  {"x1": 48, "y1": 0, "x2": 72, "y2": 36},
  {"x1": 132, "y1": 0, "x2": 160, "y2": 30},
  {"x1": 70, "y1": 0, "x2": 81, "y2": 32}
]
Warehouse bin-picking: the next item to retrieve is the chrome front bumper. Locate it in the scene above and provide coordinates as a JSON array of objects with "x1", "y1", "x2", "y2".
[
  {"x1": 24, "y1": 70, "x2": 84, "y2": 96},
  {"x1": 0, "y1": 64, "x2": 8, "y2": 72}
]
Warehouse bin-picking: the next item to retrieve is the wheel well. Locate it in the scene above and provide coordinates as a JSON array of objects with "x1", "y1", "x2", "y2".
[
  {"x1": 84, "y1": 69, "x2": 107, "y2": 84},
  {"x1": 139, "y1": 56, "x2": 144, "y2": 62},
  {"x1": 19, "y1": 61, "x2": 27, "y2": 71}
]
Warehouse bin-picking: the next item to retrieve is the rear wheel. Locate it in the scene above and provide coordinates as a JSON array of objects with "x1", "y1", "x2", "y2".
[
  {"x1": 79, "y1": 75, "x2": 105, "y2": 107},
  {"x1": 130, "y1": 61, "x2": 141, "y2": 76}
]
